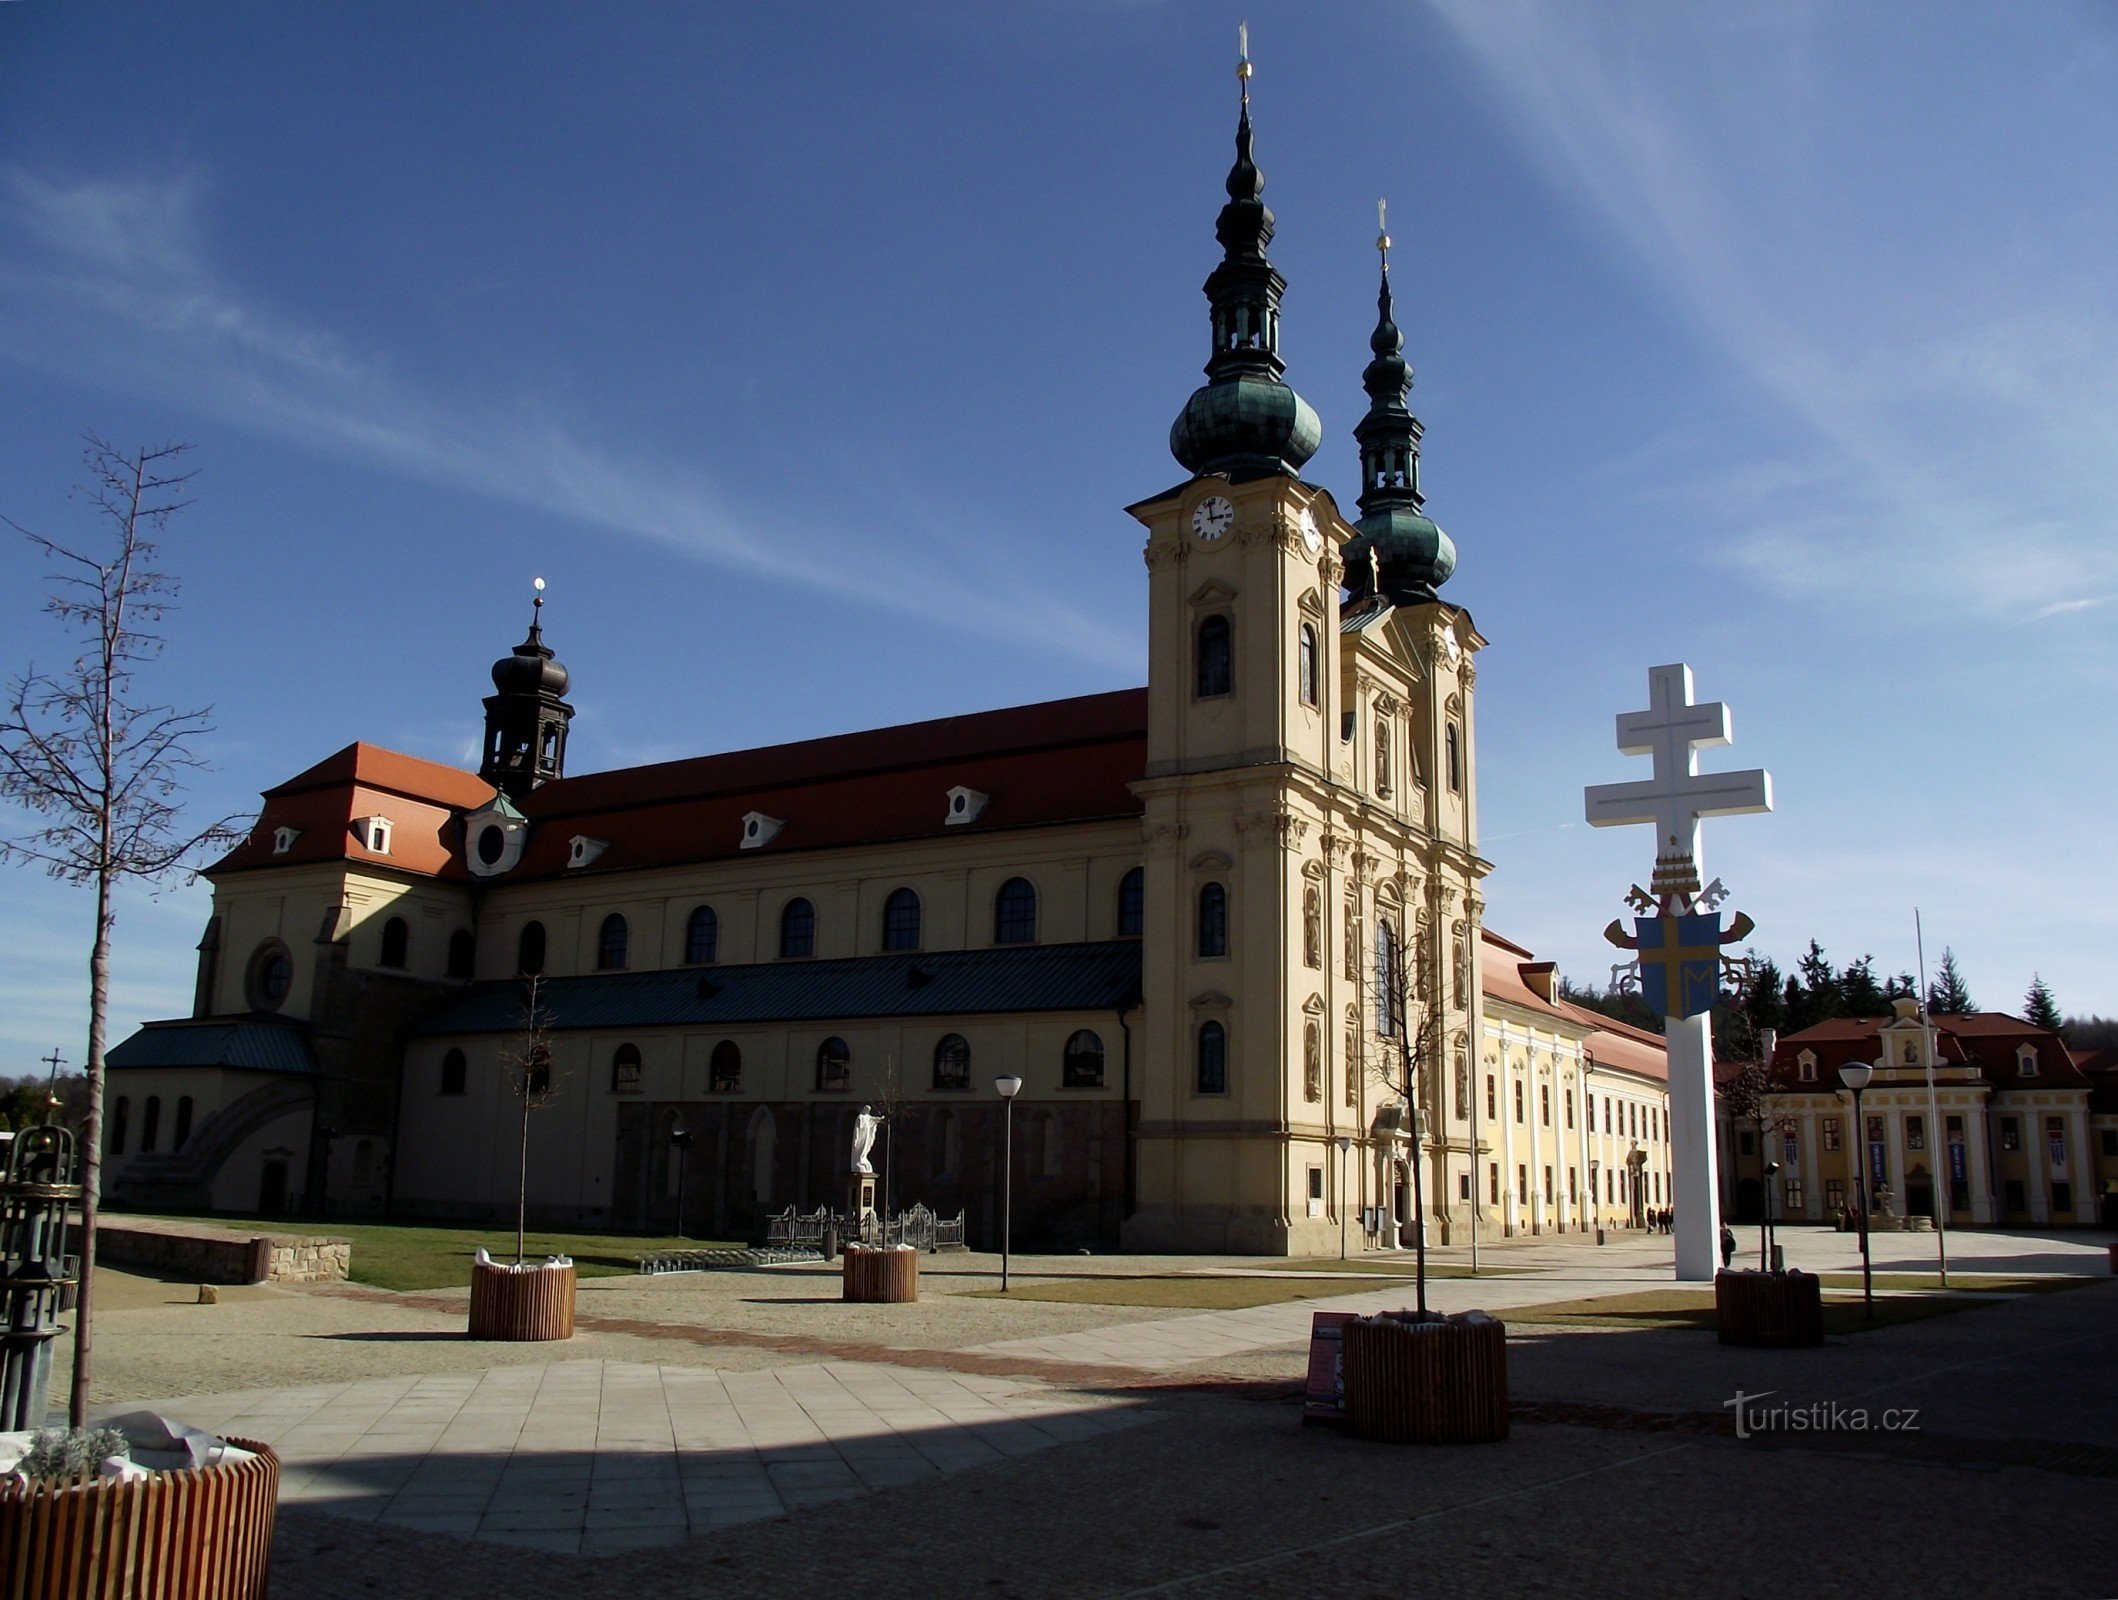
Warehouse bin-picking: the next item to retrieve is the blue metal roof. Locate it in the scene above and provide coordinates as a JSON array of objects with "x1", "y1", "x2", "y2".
[
  {"x1": 107, "y1": 1018, "x2": 317, "y2": 1075},
  {"x1": 416, "y1": 940, "x2": 1144, "y2": 1036}
]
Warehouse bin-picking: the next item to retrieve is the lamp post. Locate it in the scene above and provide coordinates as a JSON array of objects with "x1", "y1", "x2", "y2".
[
  {"x1": 1838, "y1": 1063, "x2": 1874, "y2": 1318},
  {"x1": 1761, "y1": 1160, "x2": 1779, "y2": 1271},
  {"x1": 995, "y1": 1075, "x2": 1022, "y2": 1293},
  {"x1": 669, "y1": 1122, "x2": 694, "y2": 1241},
  {"x1": 1335, "y1": 1135, "x2": 1352, "y2": 1261}
]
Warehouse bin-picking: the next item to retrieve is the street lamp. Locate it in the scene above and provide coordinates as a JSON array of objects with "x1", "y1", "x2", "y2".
[
  {"x1": 1335, "y1": 1135, "x2": 1352, "y2": 1261},
  {"x1": 669, "y1": 1121, "x2": 694, "y2": 1241},
  {"x1": 995, "y1": 1075, "x2": 1022, "y2": 1293},
  {"x1": 1762, "y1": 1160, "x2": 1780, "y2": 1272},
  {"x1": 1838, "y1": 1063, "x2": 1874, "y2": 1318}
]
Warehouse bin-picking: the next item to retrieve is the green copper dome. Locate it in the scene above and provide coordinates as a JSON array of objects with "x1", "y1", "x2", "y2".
[
  {"x1": 1343, "y1": 243, "x2": 1455, "y2": 600},
  {"x1": 1168, "y1": 81, "x2": 1321, "y2": 480}
]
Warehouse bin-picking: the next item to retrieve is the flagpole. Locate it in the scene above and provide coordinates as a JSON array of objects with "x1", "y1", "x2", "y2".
[{"x1": 1915, "y1": 909, "x2": 1948, "y2": 1288}]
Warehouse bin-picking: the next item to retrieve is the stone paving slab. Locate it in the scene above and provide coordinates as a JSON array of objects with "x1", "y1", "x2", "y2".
[{"x1": 118, "y1": 1359, "x2": 1152, "y2": 1555}]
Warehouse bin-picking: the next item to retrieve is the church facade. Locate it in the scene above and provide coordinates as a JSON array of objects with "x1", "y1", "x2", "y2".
[{"x1": 102, "y1": 73, "x2": 1672, "y2": 1255}]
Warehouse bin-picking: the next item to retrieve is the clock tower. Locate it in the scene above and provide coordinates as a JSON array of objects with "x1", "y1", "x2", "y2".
[{"x1": 1124, "y1": 49, "x2": 1361, "y2": 1253}]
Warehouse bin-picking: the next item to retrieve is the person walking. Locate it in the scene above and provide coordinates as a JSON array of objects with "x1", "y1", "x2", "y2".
[{"x1": 1719, "y1": 1223, "x2": 1737, "y2": 1269}]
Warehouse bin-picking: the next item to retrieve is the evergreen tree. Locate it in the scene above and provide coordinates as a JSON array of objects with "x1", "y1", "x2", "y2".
[
  {"x1": 1928, "y1": 947, "x2": 1974, "y2": 1014},
  {"x1": 2023, "y1": 974, "x2": 2062, "y2": 1032},
  {"x1": 1840, "y1": 955, "x2": 1884, "y2": 1016},
  {"x1": 1883, "y1": 970, "x2": 1918, "y2": 1001}
]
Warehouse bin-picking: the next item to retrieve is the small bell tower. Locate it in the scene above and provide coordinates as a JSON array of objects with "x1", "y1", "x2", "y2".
[{"x1": 480, "y1": 579, "x2": 573, "y2": 800}]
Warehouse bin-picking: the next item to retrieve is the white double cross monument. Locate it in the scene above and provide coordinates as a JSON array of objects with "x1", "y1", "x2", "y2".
[{"x1": 1585, "y1": 664, "x2": 1773, "y2": 1282}]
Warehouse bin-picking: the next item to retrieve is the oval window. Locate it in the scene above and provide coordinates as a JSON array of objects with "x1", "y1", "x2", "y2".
[{"x1": 476, "y1": 824, "x2": 507, "y2": 866}]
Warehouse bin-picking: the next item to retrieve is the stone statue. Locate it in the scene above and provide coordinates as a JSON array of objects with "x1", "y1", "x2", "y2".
[{"x1": 851, "y1": 1104, "x2": 883, "y2": 1174}]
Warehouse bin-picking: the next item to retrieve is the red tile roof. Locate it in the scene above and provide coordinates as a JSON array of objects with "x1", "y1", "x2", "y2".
[
  {"x1": 1767, "y1": 1013, "x2": 2087, "y2": 1091},
  {"x1": 1479, "y1": 930, "x2": 1668, "y2": 1083},
  {"x1": 211, "y1": 691, "x2": 1150, "y2": 884}
]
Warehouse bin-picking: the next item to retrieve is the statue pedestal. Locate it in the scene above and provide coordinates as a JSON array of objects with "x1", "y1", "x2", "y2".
[{"x1": 848, "y1": 1172, "x2": 877, "y2": 1244}]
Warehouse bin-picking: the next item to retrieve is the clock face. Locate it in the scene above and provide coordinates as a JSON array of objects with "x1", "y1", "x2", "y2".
[
  {"x1": 1191, "y1": 496, "x2": 1235, "y2": 542},
  {"x1": 1299, "y1": 508, "x2": 1323, "y2": 554}
]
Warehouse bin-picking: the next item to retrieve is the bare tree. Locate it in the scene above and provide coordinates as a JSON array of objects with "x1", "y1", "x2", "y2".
[
  {"x1": 498, "y1": 975, "x2": 562, "y2": 1264},
  {"x1": 0, "y1": 436, "x2": 242, "y2": 1427}
]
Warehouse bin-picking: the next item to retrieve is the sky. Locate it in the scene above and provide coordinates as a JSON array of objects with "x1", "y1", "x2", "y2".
[{"x1": 1, "y1": 1, "x2": 2114, "y2": 1076}]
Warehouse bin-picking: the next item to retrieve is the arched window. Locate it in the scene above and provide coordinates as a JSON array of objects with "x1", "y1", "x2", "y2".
[
  {"x1": 174, "y1": 1096, "x2": 194, "y2": 1150},
  {"x1": 596, "y1": 914, "x2": 629, "y2": 970},
  {"x1": 516, "y1": 921, "x2": 546, "y2": 976},
  {"x1": 1304, "y1": 1021, "x2": 1322, "y2": 1103},
  {"x1": 1063, "y1": 1029, "x2": 1105, "y2": 1089},
  {"x1": 1298, "y1": 623, "x2": 1319, "y2": 707},
  {"x1": 1197, "y1": 882, "x2": 1228, "y2": 958},
  {"x1": 378, "y1": 915, "x2": 410, "y2": 970},
  {"x1": 1116, "y1": 867, "x2": 1144, "y2": 938},
  {"x1": 249, "y1": 941, "x2": 293, "y2": 1010},
  {"x1": 440, "y1": 1048, "x2": 467, "y2": 1095},
  {"x1": 933, "y1": 1033, "x2": 971, "y2": 1091},
  {"x1": 109, "y1": 1097, "x2": 129, "y2": 1155},
  {"x1": 882, "y1": 888, "x2": 922, "y2": 952},
  {"x1": 142, "y1": 1095, "x2": 162, "y2": 1154},
  {"x1": 446, "y1": 928, "x2": 475, "y2": 980},
  {"x1": 1196, "y1": 614, "x2": 1232, "y2": 698},
  {"x1": 684, "y1": 905, "x2": 718, "y2": 965},
  {"x1": 710, "y1": 1040, "x2": 743, "y2": 1092},
  {"x1": 1375, "y1": 920, "x2": 1398, "y2": 1036},
  {"x1": 780, "y1": 898, "x2": 815, "y2": 958},
  {"x1": 1303, "y1": 887, "x2": 1321, "y2": 969},
  {"x1": 815, "y1": 1037, "x2": 850, "y2": 1092},
  {"x1": 612, "y1": 1043, "x2": 643, "y2": 1094},
  {"x1": 1196, "y1": 1021, "x2": 1228, "y2": 1095},
  {"x1": 1446, "y1": 723, "x2": 1462, "y2": 792},
  {"x1": 994, "y1": 878, "x2": 1037, "y2": 945}
]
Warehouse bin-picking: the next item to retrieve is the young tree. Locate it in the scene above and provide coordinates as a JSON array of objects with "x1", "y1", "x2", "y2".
[
  {"x1": 1928, "y1": 947, "x2": 1975, "y2": 1015},
  {"x1": 0, "y1": 436, "x2": 241, "y2": 1427},
  {"x1": 498, "y1": 975, "x2": 561, "y2": 1264},
  {"x1": 2023, "y1": 974, "x2": 2062, "y2": 1033}
]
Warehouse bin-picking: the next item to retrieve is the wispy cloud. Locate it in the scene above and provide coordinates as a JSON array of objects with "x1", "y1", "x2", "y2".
[
  {"x1": 1423, "y1": 1, "x2": 2118, "y2": 625},
  {"x1": 0, "y1": 168, "x2": 1138, "y2": 672}
]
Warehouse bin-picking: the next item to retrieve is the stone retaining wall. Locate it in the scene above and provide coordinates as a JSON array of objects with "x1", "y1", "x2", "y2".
[{"x1": 97, "y1": 1220, "x2": 352, "y2": 1285}]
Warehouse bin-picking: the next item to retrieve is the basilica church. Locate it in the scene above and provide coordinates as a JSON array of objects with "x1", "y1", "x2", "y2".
[{"x1": 102, "y1": 71, "x2": 1674, "y2": 1255}]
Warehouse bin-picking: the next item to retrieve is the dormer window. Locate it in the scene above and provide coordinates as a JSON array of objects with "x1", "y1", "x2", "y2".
[
  {"x1": 463, "y1": 796, "x2": 528, "y2": 878},
  {"x1": 2017, "y1": 1045, "x2": 2039, "y2": 1079},
  {"x1": 354, "y1": 816, "x2": 392, "y2": 854},
  {"x1": 945, "y1": 787, "x2": 989, "y2": 826},
  {"x1": 567, "y1": 835, "x2": 608, "y2": 870},
  {"x1": 741, "y1": 812, "x2": 784, "y2": 850},
  {"x1": 1797, "y1": 1051, "x2": 1817, "y2": 1083},
  {"x1": 272, "y1": 826, "x2": 301, "y2": 855}
]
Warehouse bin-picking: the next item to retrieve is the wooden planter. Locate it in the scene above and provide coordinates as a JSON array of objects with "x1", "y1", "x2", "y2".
[
  {"x1": 0, "y1": 1437, "x2": 279, "y2": 1600},
  {"x1": 468, "y1": 1260, "x2": 577, "y2": 1341},
  {"x1": 1715, "y1": 1269, "x2": 1824, "y2": 1347},
  {"x1": 1342, "y1": 1312, "x2": 1509, "y2": 1445},
  {"x1": 841, "y1": 1245, "x2": 918, "y2": 1303}
]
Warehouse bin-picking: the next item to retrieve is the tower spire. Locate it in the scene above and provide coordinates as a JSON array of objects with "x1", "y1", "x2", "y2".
[
  {"x1": 480, "y1": 578, "x2": 575, "y2": 799},
  {"x1": 1344, "y1": 200, "x2": 1456, "y2": 601},
  {"x1": 1168, "y1": 26, "x2": 1321, "y2": 480}
]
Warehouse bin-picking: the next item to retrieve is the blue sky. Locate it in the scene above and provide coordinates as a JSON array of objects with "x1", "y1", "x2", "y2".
[{"x1": 2, "y1": 1, "x2": 2114, "y2": 1074}]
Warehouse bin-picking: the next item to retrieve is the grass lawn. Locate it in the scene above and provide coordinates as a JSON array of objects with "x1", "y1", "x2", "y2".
[
  {"x1": 1499, "y1": 1287, "x2": 2006, "y2": 1335},
  {"x1": 1812, "y1": 1272, "x2": 2100, "y2": 1295},
  {"x1": 1281, "y1": 1258, "x2": 1534, "y2": 1278},
  {"x1": 965, "y1": 1275, "x2": 1412, "y2": 1310},
  {"x1": 117, "y1": 1212, "x2": 734, "y2": 1292}
]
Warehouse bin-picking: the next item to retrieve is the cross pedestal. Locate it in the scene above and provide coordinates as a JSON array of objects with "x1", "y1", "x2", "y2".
[
  {"x1": 1663, "y1": 1015, "x2": 1721, "y2": 1281},
  {"x1": 848, "y1": 1171, "x2": 877, "y2": 1244}
]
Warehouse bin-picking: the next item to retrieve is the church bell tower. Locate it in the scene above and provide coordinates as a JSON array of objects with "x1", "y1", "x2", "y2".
[
  {"x1": 1125, "y1": 37, "x2": 1360, "y2": 1255},
  {"x1": 480, "y1": 584, "x2": 574, "y2": 800}
]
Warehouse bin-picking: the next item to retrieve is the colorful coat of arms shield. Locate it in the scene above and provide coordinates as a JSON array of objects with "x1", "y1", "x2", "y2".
[{"x1": 1635, "y1": 913, "x2": 1724, "y2": 1020}]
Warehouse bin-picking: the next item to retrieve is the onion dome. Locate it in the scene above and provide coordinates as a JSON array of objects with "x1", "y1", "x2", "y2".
[
  {"x1": 1169, "y1": 51, "x2": 1322, "y2": 481},
  {"x1": 491, "y1": 595, "x2": 570, "y2": 697},
  {"x1": 1342, "y1": 213, "x2": 1455, "y2": 602}
]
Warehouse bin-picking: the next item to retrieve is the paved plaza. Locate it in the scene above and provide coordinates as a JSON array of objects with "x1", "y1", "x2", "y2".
[{"x1": 75, "y1": 1226, "x2": 2118, "y2": 1596}]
